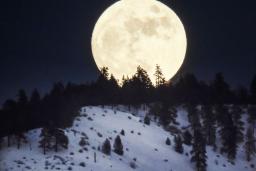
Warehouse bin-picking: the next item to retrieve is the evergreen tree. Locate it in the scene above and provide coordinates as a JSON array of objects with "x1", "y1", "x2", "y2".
[
  {"x1": 15, "y1": 132, "x2": 27, "y2": 149},
  {"x1": 114, "y1": 135, "x2": 124, "y2": 155},
  {"x1": 39, "y1": 128, "x2": 52, "y2": 155},
  {"x1": 202, "y1": 105, "x2": 216, "y2": 148},
  {"x1": 211, "y1": 73, "x2": 232, "y2": 104},
  {"x1": 97, "y1": 67, "x2": 109, "y2": 83},
  {"x1": 130, "y1": 66, "x2": 153, "y2": 104},
  {"x1": 214, "y1": 104, "x2": 229, "y2": 127},
  {"x1": 190, "y1": 128, "x2": 207, "y2": 171},
  {"x1": 109, "y1": 74, "x2": 120, "y2": 105},
  {"x1": 187, "y1": 104, "x2": 200, "y2": 131},
  {"x1": 183, "y1": 130, "x2": 192, "y2": 146},
  {"x1": 17, "y1": 89, "x2": 29, "y2": 130},
  {"x1": 2, "y1": 100, "x2": 17, "y2": 146},
  {"x1": 30, "y1": 89, "x2": 41, "y2": 127},
  {"x1": 174, "y1": 135, "x2": 183, "y2": 154},
  {"x1": 154, "y1": 64, "x2": 166, "y2": 87},
  {"x1": 166, "y1": 137, "x2": 171, "y2": 146},
  {"x1": 102, "y1": 138, "x2": 111, "y2": 155},
  {"x1": 39, "y1": 127, "x2": 68, "y2": 154},
  {"x1": 144, "y1": 115, "x2": 151, "y2": 125},
  {"x1": 148, "y1": 103, "x2": 162, "y2": 117},
  {"x1": 52, "y1": 128, "x2": 69, "y2": 152},
  {"x1": 244, "y1": 127, "x2": 256, "y2": 161},
  {"x1": 236, "y1": 86, "x2": 249, "y2": 104},
  {"x1": 248, "y1": 105, "x2": 256, "y2": 132},
  {"x1": 219, "y1": 112, "x2": 238, "y2": 161},
  {"x1": 230, "y1": 105, "x2": 244, "y2": 143},
  {"x1": 120, "y1": 129, "x2": 125, "y2": 136},
  {"x1": 159, "y1": 104, "x2": 177, "y2": 127},
  {"x1": 30, "y1": 89, "x2": 41, "y2": 104},
  {"x1": 17, "y1": 89, "x2": 28, "y2": 105}
]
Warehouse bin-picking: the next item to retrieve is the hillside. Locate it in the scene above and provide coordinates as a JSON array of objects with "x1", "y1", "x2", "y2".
[{"x1": 0, "y1": 106, "x2": 255, "y2": 171}]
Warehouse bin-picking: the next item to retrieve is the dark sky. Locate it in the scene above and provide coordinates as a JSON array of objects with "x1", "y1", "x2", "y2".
[{"x1": 0, "y1": 0, "x2": 256, "y2": 104}]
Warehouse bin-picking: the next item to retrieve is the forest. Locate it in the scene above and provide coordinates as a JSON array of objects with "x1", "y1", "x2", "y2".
[
  {"x1": 0, "y1": 65, "x2": 256, "y2": 138},
  {"x1": 1, "y1": 65, "x2": 256, "y2": 171}
]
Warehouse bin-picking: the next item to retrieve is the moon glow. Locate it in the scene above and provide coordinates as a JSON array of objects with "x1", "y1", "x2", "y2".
[{"x1": 91, "y1": 0, "x2": 187, "y2": 84}]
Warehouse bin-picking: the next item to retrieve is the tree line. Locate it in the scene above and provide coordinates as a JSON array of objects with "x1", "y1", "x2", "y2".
[
  {"x1": 0, "y1": 65, "x2": 256, "y2": 171},
  {"x1": 0, "y1": 65, "x2": 256, "y2": 138}
]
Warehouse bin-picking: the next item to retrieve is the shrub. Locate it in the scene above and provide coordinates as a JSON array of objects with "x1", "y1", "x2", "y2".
[
  {"x1": 144, "y1": 115, "x2": 151, "y2": 125},
  {"x1": 166, "y1": 137, "x2": 171, "y2": 145}
]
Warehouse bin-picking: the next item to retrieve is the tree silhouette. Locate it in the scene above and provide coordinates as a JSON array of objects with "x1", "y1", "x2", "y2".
[
  {"x1": 102, "y1": 138, "x2": 111, "y2": 155},
  {"x1": 191, "y1": 127, "x2": 207, "y2": 171},
  {"x1": 154, "y1": 64, "x2": 166, "y2": 87},
  {"x1": 114, "y1": 135, "x2": 124, "y2": 155},
  {"x1": 244, "y1": 126, "x2": 256, "y2": 161},
  {"x1": 202, "y1": 105, "x2": 216, "y2": 148},
  {"x1": 174, "y1": 135, "x2": 183, "y2": 154}
]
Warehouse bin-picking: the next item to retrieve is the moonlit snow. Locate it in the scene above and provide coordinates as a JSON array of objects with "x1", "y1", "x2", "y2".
[{"x1": 0, "y1": 106, "x2": 255, "y2": 171}]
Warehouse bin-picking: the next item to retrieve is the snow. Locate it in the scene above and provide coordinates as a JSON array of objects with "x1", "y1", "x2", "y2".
[{"x1": 0, "y1": 106, "x2": 255, "y2": 171}]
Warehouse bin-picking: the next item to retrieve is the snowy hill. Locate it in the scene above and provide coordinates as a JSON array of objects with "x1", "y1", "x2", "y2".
[{"x1": 0, "y1": 106, "x2": 255, "y2": 171}]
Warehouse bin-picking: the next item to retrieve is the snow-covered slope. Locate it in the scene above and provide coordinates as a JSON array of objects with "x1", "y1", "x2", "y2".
[{"x1": 0, "y1": 106, "x2": 255, "y2": 171}]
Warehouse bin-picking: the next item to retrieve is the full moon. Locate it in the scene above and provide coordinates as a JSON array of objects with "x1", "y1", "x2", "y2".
[{"x1": 91, "y1": 0, "x2": 187, "y2": 84}]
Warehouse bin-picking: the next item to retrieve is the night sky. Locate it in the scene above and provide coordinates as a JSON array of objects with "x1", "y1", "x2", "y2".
[{"x1": 0, "y1": 0, "x2": 256, "y2": 104}]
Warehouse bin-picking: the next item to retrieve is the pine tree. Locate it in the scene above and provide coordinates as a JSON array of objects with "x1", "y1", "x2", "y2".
[
  {"x1": 187, "y1": 104, "x2": 200, "y2": 131},
  {"x1": 15, "y1": 132, "x2": 27, "y2": 149},
  {"x1": 244, "y1": 127, "x2": 256, "y2": 161},
  {"x1": 30, "y1": 89, "x2": 41, "y2": 127},
  {"x1": 190, "y1": 128, "x2": 207, "y2": 171},
  {"x1": 120, "y1": 129, "x2": 125, "y2": 136},
  {"x1": 17, "y1": 89, "x2": 28, "y2": 106},
  {"x1": 248, "y1": 106, "x2": 256, "y2": 132},
  {"x1": 159, "y1": 104, "x2": 177, "y2": 127},
  {"x1": 219, "y1": 112, "x2": 238, "y2": 161},
  {"x1": 236, "y1": 86, "x2": 249, "y2": 104},
  {"x1": 144, "y1": 115, "x2": 151, "y2": 125},
  {"x1": 174, "y1": 135, "x2": 183, "y2": 154},
  {"x1": 231, "y1": 105, "x2": 244, "y2": 143},
  {"x1": 154, "y1": 64, "x2": 166, "y2": 87},
  {"x1": 17, "y1": 89, "x2": 29, "y2": 131},
  {"x1": 148, "y1": 103, "x2": 162, "y2": 117},
  {"x1": 134, "y1": 66, "x2": 153, "y2": 89},
  {"x1": 215, "y1": 104, "x2": 229, "y2": 127},
  {"x1": 30, "y1": 89, "x2": 41, "y2": 104},
  {"x1": 102, "y1": 138, "x2": 111, "y2": 155},
  {"x1": 130, "y1": 66, "x2": 153, "y2": 105},
  {"x1": 183, "y1": 130, "x2": 192, "y2": 146},
  {"x1": 202, "y1": 105, "x2": 216, "y2": 148},
  {"x1": 98, "y1": 67, "x2": 109, "y2": 82},
  {"x1": 39, "y1": 128, "x2": 52, "y2": 155},
  {"x1": 53, "y1": 128, "x2": 69, "y2": 152},
  {"x1": 211, "y1": 73, "x2": 232, "y2": 104},
  {"x1": 114, "y1": 135, "x2": 124, "y2": 155},
  {"x1": 39, "y1": 127, "x2": 68, "y2": 154},
  {"x1": 166, "y1": 137, "x2": 171, "y2": 145}
]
